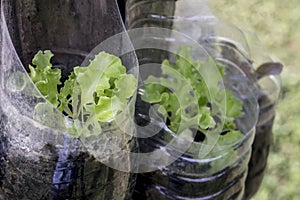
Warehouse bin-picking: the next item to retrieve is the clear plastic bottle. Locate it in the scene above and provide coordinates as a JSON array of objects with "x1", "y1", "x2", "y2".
[
  {"x1": 126, "y1": 1, "x2": 260, "y2": 199},
  {"x1": 0, "y1": 0, "x2": 135, "y2": 199}
]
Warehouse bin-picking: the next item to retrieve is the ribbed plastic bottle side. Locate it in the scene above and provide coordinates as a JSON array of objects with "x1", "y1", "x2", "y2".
[{"x1": 244, "y1": 93, "x2": 276, "y2": 199}]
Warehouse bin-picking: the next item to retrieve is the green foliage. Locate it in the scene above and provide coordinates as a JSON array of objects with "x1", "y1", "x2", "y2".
[
  {"x1": 29, "y1": 50, "x2": 61, "y2": 106},
  {"x1": 28, "y1": 50, "x2": 137, "y2": 137},
  {"x1": 223, "y1": 89, "x2": 244, "y2": 131},
  {"x1": 141, "y1": 46, "x2": 243, "y2": 140}
]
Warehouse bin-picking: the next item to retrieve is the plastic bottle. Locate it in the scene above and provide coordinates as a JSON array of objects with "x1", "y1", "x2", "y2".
[
  {"x1": 126, "y1": 1, "x2": 260, "y2": 199},
  {"x1": 0, "y1": 0, "x2": 135, "y2": 199}
]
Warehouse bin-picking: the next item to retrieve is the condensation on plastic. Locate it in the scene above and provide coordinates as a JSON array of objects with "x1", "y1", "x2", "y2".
[
  {"x1": 0, "y1": 0, "x2": 137, "y2": 199},
  {"x1": 126, "y1": 1, "x2": 259, "y2": 199}
]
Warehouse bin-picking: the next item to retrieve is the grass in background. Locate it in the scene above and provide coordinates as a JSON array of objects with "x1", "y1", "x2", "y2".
[{"x1": 209, "y1": 0, "x2": 300, "y2": 199}]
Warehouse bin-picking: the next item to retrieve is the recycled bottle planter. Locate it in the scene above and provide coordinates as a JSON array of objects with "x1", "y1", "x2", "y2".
[
  {"x1": 124, "y1": 6, "x2": 259, "y2": 198},
  {"x1": 0, "y1": 0, "x2": 136, "y2": 199},
  {"x1": 126, "y1": 1, "x2": 281, "y2": 199},
  {"x1": 128, "y1": 29, "x2": 258, "y2": 199}
]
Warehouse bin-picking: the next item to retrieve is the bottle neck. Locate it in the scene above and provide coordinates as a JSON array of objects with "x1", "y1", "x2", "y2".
[
  {"x1": 171, "y1": 0, "x2": 218, "y2": 41},
  {"x1": 173, "y1": 0, "x2": 216, "y2": 22}
]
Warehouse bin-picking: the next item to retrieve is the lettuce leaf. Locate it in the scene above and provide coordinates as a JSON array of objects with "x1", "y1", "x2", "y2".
[
  {"x1": 141, "y1": 46, "x2": 243, "y2": 142},
  {"x1": 29, "y1": 50, "x2": 61, "y2": 106},
  {"x1": 71, "y1": 52, "x2": 137, "y2": 123},
  {"x1": 28, "y1": 50, "x2": 137, "y2": 137}
]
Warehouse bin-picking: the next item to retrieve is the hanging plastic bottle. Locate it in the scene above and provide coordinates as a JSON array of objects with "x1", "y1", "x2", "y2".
[
  {"x1": 126, "y1": 1, "x2": 260, "y2": 199},
  {"x1": 0, "y1": 0, "x2": 137, "y2": 199}
]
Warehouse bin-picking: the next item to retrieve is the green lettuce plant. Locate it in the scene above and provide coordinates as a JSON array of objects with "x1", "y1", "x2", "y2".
[
  {"x1": 27, "y1": 50, "x2": 137, "y2": 137},
  {"x1": 25, "y1": 47, "x2": 243, "y2": 146},
  {"x1": 141, "y1": 46, "x2": 244, "y2": 146}
]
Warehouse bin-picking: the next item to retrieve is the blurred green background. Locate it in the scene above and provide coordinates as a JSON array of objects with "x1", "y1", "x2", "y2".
[{"x1": 209, "y1": 0, "x2": 300, "y2": 199}]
